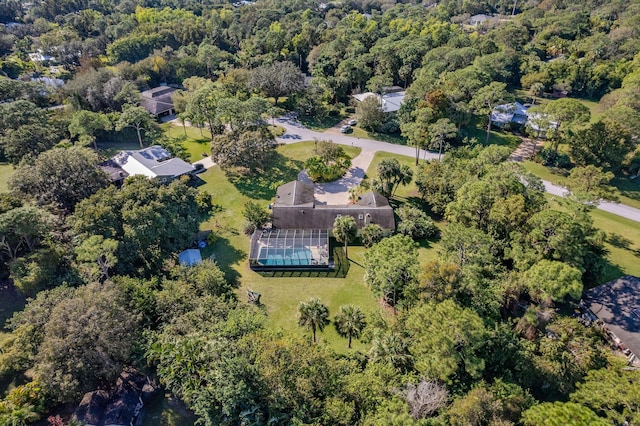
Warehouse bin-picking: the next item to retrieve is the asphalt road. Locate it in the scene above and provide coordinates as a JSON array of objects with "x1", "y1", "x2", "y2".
[
  {"x1": 275, "y1": 117, "x2": 640, "y2": 223},
  {"x1": 275, "y1": 117, "x2": 439, "y2": 161}
]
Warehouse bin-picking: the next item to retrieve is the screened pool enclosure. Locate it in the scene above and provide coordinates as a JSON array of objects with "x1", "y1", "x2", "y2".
[{"x1": 249, "y1": 229, "x2": 332, "y2": 270}]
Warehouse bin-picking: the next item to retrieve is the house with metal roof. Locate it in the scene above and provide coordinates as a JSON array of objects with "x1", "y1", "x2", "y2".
[
  {"x1": 352, "y1": 91, "x2": 406, "y2": 113},
  {"x1": 491, "y1": 102, "x2": 529, "y2": 127},
  {"x1": 249, "y1": 180, "x2": 395, "y2": 271},
  {"x1": 140, "y1": 86, "x2": 178, "y2": 117},
  {"x1": 102, "y1": 145, "x2": 195, "y2": 183}
]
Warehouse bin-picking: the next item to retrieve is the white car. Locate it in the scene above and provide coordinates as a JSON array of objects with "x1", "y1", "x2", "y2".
[
  {"x1": 347, "y1": 119, "x2": 357, "y2": 126},
  {"x1": 340, "y1": 125, "x2": 352, "y2": 133}
]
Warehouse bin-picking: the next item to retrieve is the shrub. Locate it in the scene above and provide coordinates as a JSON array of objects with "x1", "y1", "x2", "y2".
[
  {"x1": 243, "y1": 201, "x2": 270, "y2": 230},
  {"x1": 538, "y1": 148, "x2": 571, "y2": 168},
  {"x1": 397, "y1": 206, "x2": 437, "y2": 240},
  {"x1": 361, "y1": 224, "x2": 385, "y2": 248}
]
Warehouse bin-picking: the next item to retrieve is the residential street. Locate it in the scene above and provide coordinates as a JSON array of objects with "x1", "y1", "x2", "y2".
[
  {"x1": 274, "y1": 117, "x2": 640, "y2": 223},
  {"x1": 275, "y1": 116, "x2": 439, "y2": 161}
]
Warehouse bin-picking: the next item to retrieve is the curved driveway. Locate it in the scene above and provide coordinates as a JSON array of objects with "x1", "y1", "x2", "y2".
[{"x1": 275, "y1": 117, "x2": 640, "y2": 223}]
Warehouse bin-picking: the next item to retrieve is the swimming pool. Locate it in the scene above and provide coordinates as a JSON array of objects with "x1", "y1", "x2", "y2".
[{"x1": 257, "y1": 247, "x2": 314, "y2": 266}]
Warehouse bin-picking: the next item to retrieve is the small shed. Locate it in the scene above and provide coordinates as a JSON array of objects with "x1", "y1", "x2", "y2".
[{"x1": 178, "y1": 249, "x2": 202, "y2": 266}]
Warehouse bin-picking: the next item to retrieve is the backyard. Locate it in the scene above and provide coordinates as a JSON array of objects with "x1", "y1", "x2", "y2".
[
  {"x1": 195, "y1": 142, "x2": 640, "y2": 352},
  {"x1": 197, "y1": 142, "x2": 382, "y2": 352}
]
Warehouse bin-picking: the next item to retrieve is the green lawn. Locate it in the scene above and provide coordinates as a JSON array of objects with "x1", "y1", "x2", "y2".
[
  {"x1": 522, "y1": 160, "x2": 640, "y2": 210},
  {"x1": 162, "y1": 123, "x2": 212, "y2": 162},
  {"x1": 462, "y1": 120, "x2": 521, "y2": 149},
  {"x1": 350, "y1": 127, "x2": 407, "y2": 145},
  {"x1": 0, "y1": 163, "x2": 15, "y2": 193},
  {"x1": 197, "y1": 143, "x2": 377, "y2": 352},
  {"x1": 593, "y1": 209, "x2": 640, "y2": 282},
  {"x1": 299, "y1": 115, "x2": 343, "y2": 131},
  {"x1": 545, "y1": 196, "x2": 640, "y2": 284},
  {"x1": 365, "y1": 151, "x2": 444, "y2": 263}
]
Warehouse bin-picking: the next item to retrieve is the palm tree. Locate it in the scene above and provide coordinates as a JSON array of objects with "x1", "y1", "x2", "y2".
[
  {"x1": 528, "y1": 82, "x2": 545, "y2": 106},
  {"x1": 334, "y1": 305, "x2": 366, "y2": 348},
  {"x1": 297, "y1": 298, "x2": 329, "y2": 343},
  {"x1": 370, "y1": 332, "x2": 413, "y2": 371},
  {"x1": 333, "y1": 215, "x2": 357, "y2": 258}
]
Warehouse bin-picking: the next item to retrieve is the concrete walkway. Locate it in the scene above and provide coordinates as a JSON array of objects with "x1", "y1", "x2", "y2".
[
  {"x1": 298, "y1": 149, "x2": 377, "y2": 205},
  {"x1": 192, "y1": 156, "x2": 216, "y2": 169},
  {"x1": 508, "y1": 137, "x2": 544, "y2": 162}
]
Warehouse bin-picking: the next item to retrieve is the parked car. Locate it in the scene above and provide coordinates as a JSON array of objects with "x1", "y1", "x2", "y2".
[
  {"x1": 340, "y1": 125, "x2": 352, "y2": 133},
  {"x1": 347, "y1": 119, "x2": 357, "y2": 126}
]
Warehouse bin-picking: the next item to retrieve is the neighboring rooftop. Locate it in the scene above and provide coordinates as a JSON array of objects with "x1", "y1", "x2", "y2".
[
  {"x1": 491, "y1": 102, "x2": 529, "y2": 126},
  {"x1": 99, "y1": 158, "x2": 129, "y2": 183},
  {"x1": 583, "y1": 276, "x2": 640, "y2": 358},
  {"x1": 469, "y1": 13, "x2": 494, "y2": 25},
  {"x1": 28, "y1": 51, "x2": 55, "y2": 62},
  {"x1": 111, "y1": 145, "x2": 195, "y2": 179},
  {"x1": 352, "y1": 91, "x2": 406, "y2": 113},
  {"x1": 140, "y1": 86, "x2": 178, "y2": 116}
]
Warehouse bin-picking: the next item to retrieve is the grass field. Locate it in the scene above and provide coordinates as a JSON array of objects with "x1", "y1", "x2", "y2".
[
  {"x1": 545, "y1": 196, "x2": 640, "y2": 283},
  {"x1": 463, "y1": 119, "x2": 521, "y2": 149},
  {"x1": 350, "y1": 126, "x2": 407, "y2": 145},
  {"x1": 522, "y1": 160, "x2": 640, "y2": 210},
  {"x1": 163, "y1": 124, "x2": 212, "y2": 162},
  {"x1": 197, "y1": 142, "x2": 376, "y2": 352},
  {"x1": 0, "y1": 163, "x2": 14, "y2": 193}
]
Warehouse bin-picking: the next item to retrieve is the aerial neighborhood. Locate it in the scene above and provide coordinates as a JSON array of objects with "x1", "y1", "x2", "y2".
[{"x1": 1, "y1": 0, "x2": 640, "y2": 424}]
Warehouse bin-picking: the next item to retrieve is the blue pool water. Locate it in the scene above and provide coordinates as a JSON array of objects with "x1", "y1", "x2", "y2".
[{"x1": 258, "y1": 247, "x2": 313, "y2": 266}]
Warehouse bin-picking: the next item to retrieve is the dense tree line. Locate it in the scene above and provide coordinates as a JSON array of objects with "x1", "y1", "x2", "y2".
[{"x1": 0, "y1": 0, "x2": 639, "y2": 424}]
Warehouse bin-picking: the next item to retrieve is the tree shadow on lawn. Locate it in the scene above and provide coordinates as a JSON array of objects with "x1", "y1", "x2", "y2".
[
  {"x1": 608, "y1": 233, "x2": 633, "y2": 250},
  {"x1": 613, "y1": 176, "x2": 640, "y2": 203},
  {"x1": 209, "y1": 237, "x2": 245, "y2": 286},
  {"x1": 591, "y1": 259, "x2": 626, "y2": 290},
  {"x1": 228, "y1": 152, "x2": 304, "y2": 200}
]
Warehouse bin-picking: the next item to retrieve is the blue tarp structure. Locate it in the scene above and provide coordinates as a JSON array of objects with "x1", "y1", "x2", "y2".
[{"x1": 178, "y1": 249, "x2": 202, "y2": 266}]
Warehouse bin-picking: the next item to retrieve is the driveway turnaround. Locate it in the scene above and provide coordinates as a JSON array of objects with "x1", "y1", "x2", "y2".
[{"x1": 298, "y1": 149, "x2": 377, "y2": 205}]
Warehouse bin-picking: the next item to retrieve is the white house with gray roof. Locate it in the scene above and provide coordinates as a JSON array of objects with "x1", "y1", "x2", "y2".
[
  {"x1": 106, "y1": 145, "x2": 195, "y2": 183},
  {"x1": 352, "y1": 91, "x2": 406, "y2": 113}
]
